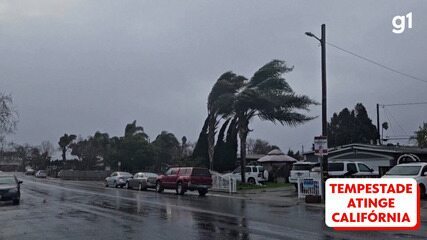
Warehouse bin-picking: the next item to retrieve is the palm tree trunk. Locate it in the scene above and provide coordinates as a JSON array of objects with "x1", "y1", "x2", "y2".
[
  {"x1": 239, "y1": 121, "x2": 249, "y2": 183},
  {"x1": 207, "y1": 113, "x2": 216, "y2": 170},
  {"x1": 62, "y1": 148, "x2": 66, "y2": 161}
]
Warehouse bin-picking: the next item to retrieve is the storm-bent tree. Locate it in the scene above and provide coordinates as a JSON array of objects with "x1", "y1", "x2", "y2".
[
  {"x1": 58, "y1": 134, "x2": 77, "y2": 161},
  {"x1": 206, "y1": 72, "x2": 246, "y2": 169},
  {"x1": 234, "y1": 60, "x2": 317, "y2": 182}
]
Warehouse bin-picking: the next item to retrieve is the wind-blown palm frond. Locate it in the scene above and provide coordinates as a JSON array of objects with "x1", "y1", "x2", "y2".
[
  {"x1": 247, "y1": 60, "x2": 293, "y2": 88},
  {"x1": 208, "y1": 71, "x2": 246, "y2": 114}
]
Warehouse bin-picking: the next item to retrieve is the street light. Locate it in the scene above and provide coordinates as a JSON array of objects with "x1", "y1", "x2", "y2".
[
  {"x1": 306, "y1": 24, "x2": 328, "y2": 201},
  {"x1": 305, "y1": 32, "x2": 320, "y2": 41}
]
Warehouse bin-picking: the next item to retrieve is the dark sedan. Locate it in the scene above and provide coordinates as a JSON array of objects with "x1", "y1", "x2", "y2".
[
  {"x1": 126, "y1": 172, "x2": 158, "y2": 190},
  {"x1": 0, "y1": 175, "x2": 22, "y2": 205}
]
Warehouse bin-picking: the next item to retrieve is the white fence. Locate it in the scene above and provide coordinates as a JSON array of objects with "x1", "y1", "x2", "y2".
[
  {"x1": 297, "y1": 177, "x2": 322, "y2": 199},
  {"x1": 211, "y1": 174, "x2": 237, "y2": 193}
]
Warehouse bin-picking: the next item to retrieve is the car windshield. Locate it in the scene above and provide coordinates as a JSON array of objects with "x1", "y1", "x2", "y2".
[
  {"x1": 0, "y1": 177, "x2": 16, "y2": 185},
  {"x1": 385, "y1": 165, "x2": 421, "y2": 176}
]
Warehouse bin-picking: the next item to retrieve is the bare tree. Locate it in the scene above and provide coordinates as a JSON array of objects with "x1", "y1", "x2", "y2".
[
  {"x1": 0, "y1": 94, "x2": 18, "y2": 148},
  {"x1": 40, "y1": 140, "x2": 55, "y2": 157}
]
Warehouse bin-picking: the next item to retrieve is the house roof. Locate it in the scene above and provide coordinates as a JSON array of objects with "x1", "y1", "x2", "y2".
[{"x1": 304, "y1": 143, "x2": 427, "y2": 156}]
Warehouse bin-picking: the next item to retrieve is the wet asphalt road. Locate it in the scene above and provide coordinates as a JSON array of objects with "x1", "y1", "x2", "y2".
[{"x1": 1, "y1": 175, "x2": 427, "y2": 240}]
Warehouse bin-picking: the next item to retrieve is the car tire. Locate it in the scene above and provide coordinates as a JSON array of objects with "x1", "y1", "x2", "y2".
[
  {"x1": 125, "y1": 182, "x2": 130, "y2": 189},
  {"x1": 156, "y1": 181, "x2": 163, "y2": 193},
  {"x1": 420, "y1": 184, "x2": 426, "y2": 199},
  {"x1": 176, "y1": 182, "x2": 185, "y2": 195},
  {"x1": 13, "y1": 199, "x2": 20, "y2": 205},
  {"x1": 248, "y1": 178, "x2": 256, "y2": 185},
  {"x1": 105, "y1": 181, "x2": 109, "y2": 187},
  {"x1": 114, "y1": 181, "x2": 118, "y2": 188},
  {"x1": 198, "y1": 189, "x2": 208, "y2": 196}
]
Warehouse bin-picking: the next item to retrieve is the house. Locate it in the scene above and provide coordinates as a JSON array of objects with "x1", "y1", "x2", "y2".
[
  {"x1": 0, "y1": 151, "x2": 23, "y2": 171},
  {"x1": 303, "y1": 143, "x2": 427, "y2": 173}
]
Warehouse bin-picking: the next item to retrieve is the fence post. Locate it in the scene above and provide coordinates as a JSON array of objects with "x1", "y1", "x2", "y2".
[{"x1": 297, "y1": 178, "x2": 301, "y2": 199}]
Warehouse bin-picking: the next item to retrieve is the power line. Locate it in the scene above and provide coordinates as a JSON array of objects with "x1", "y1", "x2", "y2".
[
  {"x1": 383, "y1": 107, "x2": 409, "y2": 137},
  {"x1": 382, "y1": 108, "x2": 397, "y2": 137},
  {"x1": 382, "y1": 101, "x2": 427, "y2": 107},
  {"x1": 326, "y1": 41, "x2": 427, "y2": 84}
]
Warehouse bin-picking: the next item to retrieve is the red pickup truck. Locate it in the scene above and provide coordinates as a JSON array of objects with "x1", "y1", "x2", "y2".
[{"x1": 155, "y1": 167, "x2": 212, "y2": 196}]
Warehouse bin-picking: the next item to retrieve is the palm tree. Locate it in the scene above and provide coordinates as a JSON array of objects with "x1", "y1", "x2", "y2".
[
  {"x1": 234, "y1": 60, "x2": 317, "y2": 182},
  {"x1": 58, "y1": 133, "x2": 77, "y2": 161},
  {"x1": 207, "y1": 72, "x2": 246, "y2": 169},
  {"x1": 124, "y1": 120, "x2": 148, "y2": 139}
]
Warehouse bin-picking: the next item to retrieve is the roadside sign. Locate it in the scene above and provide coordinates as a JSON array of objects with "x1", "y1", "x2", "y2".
[
  {"x1": 303, "y1": 179, "x2": 315, "y2": 189},
  {"x1": 325, "y1": 178, "x2": 419, "y2": 230},
  {"x1": 314, "y1": 136, "x2": 328, "y2": 156}
]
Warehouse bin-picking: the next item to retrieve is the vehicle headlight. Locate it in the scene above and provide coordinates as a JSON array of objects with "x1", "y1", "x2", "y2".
[{"x1": 8, "y1": 188, "x2": 18, "y2": 193}]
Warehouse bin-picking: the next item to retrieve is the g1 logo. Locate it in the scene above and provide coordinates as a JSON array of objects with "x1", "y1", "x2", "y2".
[{"x1": 392, "y1": 12, "x2": 413, "y2": 34}]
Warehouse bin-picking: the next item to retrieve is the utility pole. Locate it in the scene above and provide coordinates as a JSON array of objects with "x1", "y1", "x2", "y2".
[
  {"x1": 321, "y1": 24, "x2": 327, "y2": 138},
  {"x1": 306, "y1": 24, "x2": 328, "y2": 201},
  {"x1": 376, "y1": 104, "x2": 381, "y2": 145},
  {"x1": 320, "y1": 24, "x2": 328, "y2": 201}
]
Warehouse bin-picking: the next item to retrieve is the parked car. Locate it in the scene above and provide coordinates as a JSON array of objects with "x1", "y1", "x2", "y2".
[
  {"x1": 224, "y1": 165, "x2": 268, "y2": 184},
  {"x1": 35, "y1": 170, "x2": 47, "y2": 178},
  {"x1": 126, "y1": 172, "x2": 158, "y2": 190},
  {"x1": 105, "y1": 172, "x2": 133, "y2": 188},
  {"x1": 0, "y1": 175, "x2": 22, "y2": 205},
  {"x1": 289, "y1": 162, "x2": 320, "y2": 189},
  {"x1": 25, "y1": 168, "x2": 35, "y2": 175},
  {"x1": 156, "y1": 167, "x2": 212, "y2": 196},
  {"x1": 328, "y1": 161, "x2": 378, "y2": 177},
  {"x1": 382, "y1": 162, "x2": 427, "y2": 199}
]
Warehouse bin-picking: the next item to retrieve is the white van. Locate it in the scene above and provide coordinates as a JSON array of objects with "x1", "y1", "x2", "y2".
[
  {"x1": 289, "y1": 162, "x2": 319, "y2": 188},
  {"x1": 224, "y1": 165, "x2": 268, "y2": 184},
  {"x1": 328, "y1": 161, "x2": 378, "y2": 177}
]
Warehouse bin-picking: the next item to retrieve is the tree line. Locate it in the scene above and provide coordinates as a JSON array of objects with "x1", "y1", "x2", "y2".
[{"x1": 57, "y1": 121, "x2": 193, "y2": 172}]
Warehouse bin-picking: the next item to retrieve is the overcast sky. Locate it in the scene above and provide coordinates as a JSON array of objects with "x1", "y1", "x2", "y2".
[{"x1": 2, "y1": 0, "x2": 427, "y2": 153}]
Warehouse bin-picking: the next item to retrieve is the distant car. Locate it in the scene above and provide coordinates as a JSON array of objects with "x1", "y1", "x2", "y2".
[
  {"x1": 35, "y1": 170, "x2": 47, "y2": 178},
  {"x1": 328, "y1": 161, "x2": 378, "y2": 177},
  {"x1": 382, "y1": 162, "x2": 427, "y2": 199},
  {"x1": 25, "y1": 168, "x2": 35, "y2": 175},
  {"x1": 289, "y1": 162, "x2": 320, "y2": 189},
  {"x1": 156, "y1": 167, "x2": 212, "y2": 196},
  {"x1": 126, "y1": 172, "x2": 158, "y2": 190},
  {"x1": 0, "y1": 175, "x2": 22, "y2": 205},
  {"x1": 223, "y1": 165, "x2": 268, "y2": 184},
  {"x1": 105, "y1": 172, "x2": 133, "y2": 188}
]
